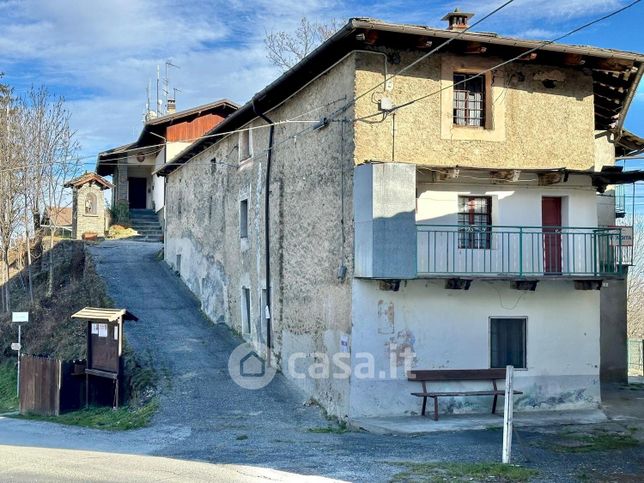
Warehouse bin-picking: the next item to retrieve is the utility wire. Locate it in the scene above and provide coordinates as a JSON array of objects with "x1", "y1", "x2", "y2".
[
  {"x1": 355, "y1": 0, "x2": 642, "y2": 121},
  {"x1": 349, "y1": 0, "x2": 516, "y2": 106},
  {"x1": 0, "y1": 2, "x2": 516, "y2": 173}
]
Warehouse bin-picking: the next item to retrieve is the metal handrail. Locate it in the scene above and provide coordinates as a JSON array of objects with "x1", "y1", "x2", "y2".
[{"x1": 416, "y1": 224, "x2": 624, "y2": 277}]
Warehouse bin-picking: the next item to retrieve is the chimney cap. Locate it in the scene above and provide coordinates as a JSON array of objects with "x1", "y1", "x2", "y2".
[{"x1": 442, "y1": 8, "x2": 475, "y2": 30}]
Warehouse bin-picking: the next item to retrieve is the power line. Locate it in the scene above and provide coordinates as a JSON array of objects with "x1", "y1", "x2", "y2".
[
  {"x1": 0, "y1": 96, "x2": 350, "y2": 174},
  {"x1": 12, "y1": 3, "x2": 516, "y2": 174},
  {"x1": 355, "y1": 0, "x2": 642, "y2": 121},
  {"x1": 349, "y1": 0, "x2": 516, "y2": 107}
]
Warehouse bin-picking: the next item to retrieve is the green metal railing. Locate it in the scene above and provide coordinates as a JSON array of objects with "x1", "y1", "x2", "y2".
[
  {"x1": 615, "y1": 184, "x2": 627, "y2": 218},
  {"x1": 417, "y1": 225, "x2": 625, "y2": 277}
]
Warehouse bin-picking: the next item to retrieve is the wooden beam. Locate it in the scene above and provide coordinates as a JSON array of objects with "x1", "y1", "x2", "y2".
[
  {"x1": 538, "y1": 172, "x2": 563, "y2": 186},
  {"x1": 563, "y1": 54, "x2": 585, "y2": 66},
  {"x1": 594, "y1": 58, "x2": 634, "y2": 72},
  {"x1": 490, "y1": 170, "x2": 521, "y2": 182},
  {"x1": 518, "y1": 52, "x2": 538, "y2": 62},
  {"x1": 463, "y1": 42, "x2": 487, "y2": 54}
]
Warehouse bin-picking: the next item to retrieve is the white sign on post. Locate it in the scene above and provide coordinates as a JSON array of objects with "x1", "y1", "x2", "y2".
[
  {"x1": 12, "y1": 312, "x2": 29, "y2": 324},
  {"x1": 11, "y1": 343, "x2": 21, "y2": 351}
]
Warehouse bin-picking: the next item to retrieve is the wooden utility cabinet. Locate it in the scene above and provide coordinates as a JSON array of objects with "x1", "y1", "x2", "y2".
[{"x1": 71, "y1": 307, "x2": 137, "y2": 408}]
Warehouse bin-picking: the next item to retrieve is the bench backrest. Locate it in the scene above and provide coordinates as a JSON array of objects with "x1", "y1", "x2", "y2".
[{"x1": 407, "y1": 369, "x2": 507, "y2": 382}]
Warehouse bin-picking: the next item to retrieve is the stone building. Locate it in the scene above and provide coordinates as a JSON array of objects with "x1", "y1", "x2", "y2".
[
  {"x1": 64, "y1": 172, "x2": 112, "y2": 240},
  {"x1": 156, "y1": 15, "x2": 644, "y2": 419},
  {"x1": 96, "y1": 100, "x2": 238, "y2": 229}
]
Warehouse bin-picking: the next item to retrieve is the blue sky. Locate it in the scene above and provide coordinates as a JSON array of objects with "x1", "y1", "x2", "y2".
[{"x1": 1, "y1": 0, "x2": 642, "y2": 172}]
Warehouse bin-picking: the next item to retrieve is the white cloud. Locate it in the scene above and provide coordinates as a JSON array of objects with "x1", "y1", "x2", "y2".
[{"x1": 1, "y1": 0, "x2": 638, "y2": 159}]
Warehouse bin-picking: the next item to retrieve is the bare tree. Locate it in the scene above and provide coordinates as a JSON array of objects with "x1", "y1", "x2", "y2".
[
  {"x1": 0, "y1": 82, "x2": 21, "y2": 312},
  {"x1": 31, "y1": 91, "x2": 81, "y2": 296},
  {"x1": 264, "y1": 17, "x2": 340, "y2": 71}
]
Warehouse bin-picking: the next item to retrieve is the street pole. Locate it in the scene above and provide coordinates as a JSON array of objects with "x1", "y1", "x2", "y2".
[
  {"x1": 502, "y1": 365, "x2": 514, "y2": 464},
  {"x1": 17, "y1": 324, "x2": 21, "y2": 397}
]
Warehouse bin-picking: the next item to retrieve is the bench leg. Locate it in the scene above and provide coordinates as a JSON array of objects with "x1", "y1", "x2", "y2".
[
  {"x1": 421, "y1": 397, "x2": 427, "y2": 416},
  {"x1": 492, "y1": 394, "x2": 498, "y2": 414},
  {"x1": 433, "y1": 397, "x2": 438, "y2": 421}
]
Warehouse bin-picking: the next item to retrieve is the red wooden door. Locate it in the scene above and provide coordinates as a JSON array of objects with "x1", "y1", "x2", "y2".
[{"x1": 542, "y1": 197, "x2": 562, "y2": 273}]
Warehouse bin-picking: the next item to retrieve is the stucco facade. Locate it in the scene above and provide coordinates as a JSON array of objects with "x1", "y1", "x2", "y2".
[
  {"x1": 354, "y1": 52, "x2": 596, "y2": 170},
  {"x1": 351, "y1": 279, "x2": 600, "y2": 418},
  {"x1": 163, "y1": 47, "x2": 628, "y2": 419}
]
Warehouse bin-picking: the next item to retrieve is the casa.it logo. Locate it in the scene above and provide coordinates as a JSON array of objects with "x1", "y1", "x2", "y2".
[{"x1": 228, "y1": 343, "x2": 277, "y2": 390}]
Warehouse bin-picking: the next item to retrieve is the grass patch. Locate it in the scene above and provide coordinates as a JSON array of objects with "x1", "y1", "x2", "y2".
[
  {"x1": 20, "y1": 399, "x2": 158, "y2": 431},
  {"x1": 546, "y1": 431, "x2": 640, "y2": 453},
  {"x1": 0, "y1": 361, "x2": 19, "y2": 413},
  {"x1": 390, "y1": 462, "x2": 537, "y2": 482},
  {"x1": 308, "y1": 421, "x2": 350, "y2": 434}
]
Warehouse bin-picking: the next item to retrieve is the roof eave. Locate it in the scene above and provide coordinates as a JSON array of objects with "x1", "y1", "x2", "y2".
[{"x1": 158, "y1": 18, "x2": 644, "y2": 176}]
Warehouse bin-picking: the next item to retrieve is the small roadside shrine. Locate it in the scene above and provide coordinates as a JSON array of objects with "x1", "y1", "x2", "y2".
[
  {"x1": 71, "y1": 307, "x2": 138, "y2": 408},
  {"x1": 63, "y1": 172, "x2": 112, "y2": 240}
]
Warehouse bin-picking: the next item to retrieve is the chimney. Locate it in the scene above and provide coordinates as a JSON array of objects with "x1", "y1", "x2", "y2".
[
  {"x1": 167, "y1": 98, "x2": 176, "y2": 114},
  {"x1": 442, "y1": 8, "x2": 474, "y2": 31}
]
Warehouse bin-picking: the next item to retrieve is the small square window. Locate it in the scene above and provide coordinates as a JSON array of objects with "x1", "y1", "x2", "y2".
[
  {"x1": 239, "y1": 129, "x2": 252, "y2": 161},
  {"x1": 490, "y1": 317, "x2": 526, "y2": 369},
  {"x1": 453, "y1": 73, "x2": 485, "y2": 127},
  {"x1": 240, "y1": 199, "x2": 248, "y2": 238},
  {"x1": 241, "y1": 287, "x2": 251, "y2": 334}
]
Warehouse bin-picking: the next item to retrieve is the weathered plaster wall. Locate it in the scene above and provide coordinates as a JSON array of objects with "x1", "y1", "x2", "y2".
[
  {"x1": 164, "y1": 55, "x2": 357, "y2": 417},
  {"x1": 354, "y1": 51, "x2": 596, "y2": 170},
  {"x1": 350, "y1": 279, "x2": 601, "y2": 418}
]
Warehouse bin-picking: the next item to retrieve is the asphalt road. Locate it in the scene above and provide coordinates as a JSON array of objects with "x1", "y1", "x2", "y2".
[
  {"x1": 0, "y1": 445, "x2": 340, "y2": 482},
  {"x1": 1, "y1": 240, "x2": 642, "y2": 482}
]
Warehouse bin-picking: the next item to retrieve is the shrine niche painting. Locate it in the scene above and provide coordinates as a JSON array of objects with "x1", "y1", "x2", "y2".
[{"x1": 85, "y1": 192, "x2": 98, "y2": 215}]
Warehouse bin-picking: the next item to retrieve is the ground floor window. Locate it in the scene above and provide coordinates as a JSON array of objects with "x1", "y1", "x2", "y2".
[{"x1": 490, "y1": 317, "x2": 526, "y2": 369}]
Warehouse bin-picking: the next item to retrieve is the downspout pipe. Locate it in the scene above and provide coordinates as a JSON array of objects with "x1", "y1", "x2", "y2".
[{"x1": 252, "y1": 98, "x2": 275, "y2": 364}]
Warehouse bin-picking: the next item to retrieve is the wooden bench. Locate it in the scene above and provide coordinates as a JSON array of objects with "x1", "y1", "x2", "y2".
[{"x1": 407, "y1": 369, "x2": 523, "y2": 421}]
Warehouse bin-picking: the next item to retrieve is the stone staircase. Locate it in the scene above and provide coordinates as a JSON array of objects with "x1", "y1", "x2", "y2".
[{"x1": 129, "y1": 209, "x2": 163, "y2": 242}]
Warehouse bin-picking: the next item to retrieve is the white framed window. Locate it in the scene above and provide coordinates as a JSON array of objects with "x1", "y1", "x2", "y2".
[
  {"x1": 239, "y1": 129, "x2": 253, "y2": 162},
  {"x1": 458, "y1": 196, "x2": 492, "y2": 249},
  {"x1": 240, "y1": 199, "x2": 248, "y2": 238},
  {"x1": 490, "y1": 317, "x2": 527, "y2": 369}
]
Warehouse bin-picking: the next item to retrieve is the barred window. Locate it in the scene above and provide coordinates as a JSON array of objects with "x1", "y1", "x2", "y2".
[
  {"x1": 453, "y1": 73, "x2": 485, "y2": 127},
  {"x1": 458, "y1": 196, "x2": 491, "y2": 249}
]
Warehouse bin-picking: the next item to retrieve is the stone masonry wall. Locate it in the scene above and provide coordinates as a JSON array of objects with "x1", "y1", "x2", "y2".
[
  {"x1": 164, "y1": 55, "x2": 356, "y2": 417},
  {"x1": 73, "y1": 183, "x2": 107, "y2": 239}
]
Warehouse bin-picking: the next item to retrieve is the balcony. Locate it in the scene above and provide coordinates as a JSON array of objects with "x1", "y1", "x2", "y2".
[{"x1": 417, "y1": 225, "x2": 627, "y2": 278}]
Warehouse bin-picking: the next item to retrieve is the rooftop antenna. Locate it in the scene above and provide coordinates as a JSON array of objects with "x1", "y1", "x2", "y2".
[
  {"x1": 144, "y1": 79, "x2": 151, "y2": 122},
  {"x1": 156, "y1": 65, "x2": 161, "y2": 116},
  {"x1": 164, "y1": 60, "x2": 180, "y2": 114}
]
